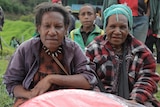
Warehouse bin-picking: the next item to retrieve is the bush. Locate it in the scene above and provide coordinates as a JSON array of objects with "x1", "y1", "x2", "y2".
[{"x1": 20, "y1": 14, "x2": 34, "y2": 22}]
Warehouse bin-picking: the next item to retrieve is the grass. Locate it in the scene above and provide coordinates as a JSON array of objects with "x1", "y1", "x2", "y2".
[
  {"x1": 0, "y1": 19, "x2": 35, "y2": 107},
  {"x1": 155, "y1": 64, "x2": 160, "y2": 100},
  {"x1": 0, "y1": 59, "x2": 14, "y2": 107},
  {"x1": 1, "y1": 20, "x2": 35, "y2": 46}
]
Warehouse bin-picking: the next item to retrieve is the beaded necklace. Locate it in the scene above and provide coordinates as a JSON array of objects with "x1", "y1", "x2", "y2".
[{"x1": 42, "y1": 45, "x2": 62, "y2": 58}]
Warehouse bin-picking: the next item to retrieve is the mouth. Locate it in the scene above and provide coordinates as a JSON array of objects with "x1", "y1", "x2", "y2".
[
  {"x1": 83, "y1": 21, "x2": 91, "y2": 24},
  {"x1": 46, "y1": 38, "x2": 57, "y2": 40},
  {"x1": 112, "y1": 37, "x2": 122, "y2": 39},
  {"x1": 111, "y1": 36, "x2": 122, "y2": 41},
  {"x1": 45, "y1": 38, "x2": 58, "y2": 43}
]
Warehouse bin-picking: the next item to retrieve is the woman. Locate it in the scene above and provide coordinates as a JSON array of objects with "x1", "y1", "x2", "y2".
[
  {"x1": 86, "y1": 4, "x2": 160, "y2": 106},
  {"x1": 3, "y1": 2, "x2": 97, "y2": 107}
]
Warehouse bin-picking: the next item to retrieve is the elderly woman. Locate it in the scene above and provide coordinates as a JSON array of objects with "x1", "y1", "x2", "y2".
[
  {"x1": 3, "y1": 2, "x2": 97, "y2": 107},
  {"x1": 86, "y1": 4, "x2": 160, "y2": 107}
]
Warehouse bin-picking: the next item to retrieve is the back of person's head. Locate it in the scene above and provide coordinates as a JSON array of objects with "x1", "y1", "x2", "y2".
[
  {"x1": 34, "y1": 2, "x2": 70, "y2": 28},
  {"x1": 65, "y1": 6, "x2": 72, "y2": 13},
  {"x1": 96, "y1": 7, "x2": 101, "y2": 13}
]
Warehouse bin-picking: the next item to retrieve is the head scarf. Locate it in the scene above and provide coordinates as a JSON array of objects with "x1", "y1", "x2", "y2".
[{"x1": 103, "y1": 4, "x2": 133, "y2": 30}]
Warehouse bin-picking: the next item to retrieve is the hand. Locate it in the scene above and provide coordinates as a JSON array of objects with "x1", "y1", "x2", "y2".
[
  {"x1": 30, "y1": 75, "x2": 52, "y2": 98},
  {"x1": 127, "y1": 100, "x2": 138, "y2": 104}
]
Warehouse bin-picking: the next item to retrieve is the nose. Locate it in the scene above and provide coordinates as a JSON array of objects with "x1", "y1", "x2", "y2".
[
  {"x1": 84, "y1": 13, "x2": 89, "y2": 19},
  {"x1": 48, "y1": 27, "x2": 56, "y2": 35},
  {"x1": 114, "y1": 27, "x2": 121, "y2": 34}
]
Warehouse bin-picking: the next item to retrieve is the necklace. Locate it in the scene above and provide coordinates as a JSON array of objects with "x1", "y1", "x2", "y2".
[
  {"x1": 42, "y1": 45, "x2": 62, "y2": 57},
  {"x1": 42, "y1": 45, "x2": 68, "y2": 75},
  {"x1": 112, "y1": 46, "x2": 123, "y2": 55}
]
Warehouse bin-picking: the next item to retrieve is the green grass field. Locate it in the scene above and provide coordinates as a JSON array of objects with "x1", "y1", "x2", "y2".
[{"x1": 0, "y1": 19, "x2": 35, "y2": 106}]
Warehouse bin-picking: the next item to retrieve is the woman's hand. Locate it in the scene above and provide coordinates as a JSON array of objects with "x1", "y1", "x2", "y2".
[
  {"x1": 30, "y1": 75, "x2": 52, "y2": 97},
  {"x1": 126, "y1": 100, "x2": 138, "y2": 104}
]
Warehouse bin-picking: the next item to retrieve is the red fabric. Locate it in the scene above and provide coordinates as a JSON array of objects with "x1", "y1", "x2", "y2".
[
  {"x1": 52, "y1": 0, "x2": 61, "y2": 3},
  {"x1": 20, "y1": 89, "x2": 123, "y2": 107},
  {"x1": 119, "y1": 0, "x2": 138, "y2": 16}
]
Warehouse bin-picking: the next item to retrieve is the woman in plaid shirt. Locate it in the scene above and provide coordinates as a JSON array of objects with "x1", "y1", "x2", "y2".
[{"x1": 86, "y1": 4, "x2": 160, "y2": 107}]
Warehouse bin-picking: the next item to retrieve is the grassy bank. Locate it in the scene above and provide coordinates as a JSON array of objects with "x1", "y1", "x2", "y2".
[{"x1": 0, "y1": 19, "x2": 35, "y2": 106}]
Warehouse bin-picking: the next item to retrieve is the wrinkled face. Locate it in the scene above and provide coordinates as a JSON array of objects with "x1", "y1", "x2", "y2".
[
  {"x1": 106, "y1": 14, "x2": 129, "y2": 47},
  {"x1": 78, "y1": 6, "x2": 96, "y2": 28},
  {"x1": 38, "y1": 12, "x2": 67, "y2": 51}
]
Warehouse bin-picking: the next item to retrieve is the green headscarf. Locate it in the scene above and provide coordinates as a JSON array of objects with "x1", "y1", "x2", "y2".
[{"x1": 103, "y1": 4, "x2": 133, "y2": 30}]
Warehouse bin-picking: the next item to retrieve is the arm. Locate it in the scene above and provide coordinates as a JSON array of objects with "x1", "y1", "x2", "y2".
[
  {"x1": 32, "y1": 74, "x2": 90, "y2": 96},
  {"x1": 3, "y1": 39, "x2": 40, "y2": 98},
  {"x1": 13, "y1": 85, "x2": 32, "y2": 99},
  {"x1": 28, "y1": 42, "x2": 96, "y2": 97},
  {"x1": 48, "y1": 74, "x2": 90, "y2": 89},
  {"x1": 146, "y1": 0, "x2": 150, "y2": 16},
  {"x1": 130, "y1": 50, "x2": 160, "y2": 103},
  {"x1": 13, "y1": 74, "x2": 90, "y2": 99}
]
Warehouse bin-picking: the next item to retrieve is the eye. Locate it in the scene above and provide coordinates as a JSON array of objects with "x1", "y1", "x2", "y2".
[
  {"x1": 44, "y1": 24, "x2": 50, "y2": 28},
  {"x1": 80, "y1": 12, "x2": 85, "y2": 16},
  {"x1": 55, "y1": 25, "x2": 62, "y2": 29},
  {"x1": 87, "y1": 12, "x2": 93, "y2": 16},
  {"x1": 109, "y1": 25, "x2": 115, "y2": 29},
  {"x1": 120, "y1": 25, "x2": 127, "y2": 29}
]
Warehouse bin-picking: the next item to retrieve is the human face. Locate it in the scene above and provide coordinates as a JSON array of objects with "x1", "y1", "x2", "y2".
[
  {"x1": 78, "y1": 6, "x2": 96, "y2": 28},
  {"x1": 106, "y1": 14, "x2": 129, "y2": 48},
  {"x1": 38, "y1": 12, "x2": 67, "y2": 51}
]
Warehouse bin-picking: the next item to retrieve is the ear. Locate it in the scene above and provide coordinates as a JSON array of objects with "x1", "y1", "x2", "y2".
[{"x1": 64, "y1": 26, "x2": 68, "y2": 34}]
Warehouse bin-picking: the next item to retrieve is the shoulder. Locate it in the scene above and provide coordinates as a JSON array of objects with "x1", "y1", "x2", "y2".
[
  {"x1": 69, "y1": 28, "x2": 81, "y2": 40},
  {"x1": 87, "y1": 35, "x2": 106, "y2": 50},
  {"x1": 128, "y1": 35, "x2": 152, "y2": 54},
  {"x1": 70, "y1": 28, "x2": 80, "y2": 35},
  {"x1": 18, "y1": 37, "x2": 41, "y2": 53},
  {"x1": 62, "y1": 37, "x2": 84, "y2": 55},
  {"x1": 63, "y1": 37, "x2": 80, "y2": 49},
  {"x1": 93, "y1": 25, "x2": 104, "y2": 34}
]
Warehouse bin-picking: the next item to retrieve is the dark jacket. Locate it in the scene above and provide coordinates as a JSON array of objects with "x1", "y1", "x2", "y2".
[{"x1": 3, "y1": 37, "x2": 97, "y2": 97}]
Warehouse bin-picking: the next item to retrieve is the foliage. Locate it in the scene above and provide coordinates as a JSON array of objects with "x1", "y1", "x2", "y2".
[
  {"x1": 20, "y1": 14, "x2": 34, "y2": 22},
  {"x1": 0, "y1": 19, "x2": 35, "y2": 56},
  {"x1": 1, "y1": 20, "x2": 35, "y2": 43},
  {"x1": 0, "y1": 0, "x2": 49, "y2": 16}
]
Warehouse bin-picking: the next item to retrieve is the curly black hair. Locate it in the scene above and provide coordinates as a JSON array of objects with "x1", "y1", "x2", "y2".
[{"x1": 34, "y1": 2, "x2": 70, "y2": 29}]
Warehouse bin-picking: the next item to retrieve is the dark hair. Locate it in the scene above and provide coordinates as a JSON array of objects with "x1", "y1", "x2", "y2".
[
  {"x1": 79, "y1": 3, "x2": 96, "y2": 14},
  {"x1": 96, "y1": 7, "x2": 101, "y2": 13},
  {"x1": 34, "y1": 2, "x2": 70, "y2": 28}
]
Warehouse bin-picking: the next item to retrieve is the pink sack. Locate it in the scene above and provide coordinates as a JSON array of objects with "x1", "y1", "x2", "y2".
[{"x1": 20, "y1": 89, "x2": 144, "y2": 107}]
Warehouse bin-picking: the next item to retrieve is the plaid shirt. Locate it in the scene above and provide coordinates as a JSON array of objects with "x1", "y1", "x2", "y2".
[{"x1": 86, "y1": 34, "x2": 160, "y2": 105}]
